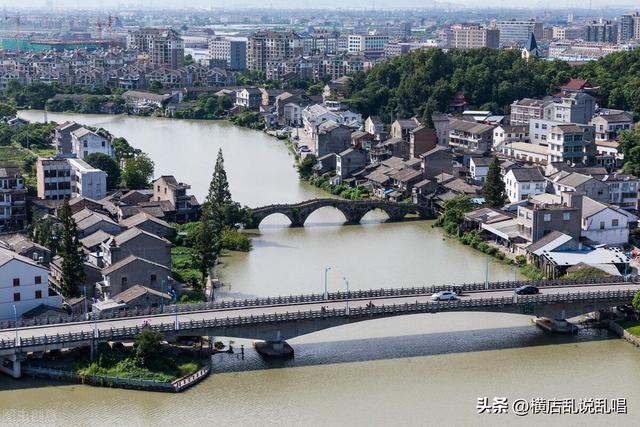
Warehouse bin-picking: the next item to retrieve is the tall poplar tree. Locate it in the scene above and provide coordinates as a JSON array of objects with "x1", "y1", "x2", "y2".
[
  {"x1": 191, "y1": 208, "x2": 221, "y2": 287},
  {"x1": 482, "y1": 157, "x2": 506, "y2": 208},
  {"x1": 206, "y1": 148, "x2": 232, "y2": 208},
  {"x1": 57, "y1": 200, "x2": 86, "y2": 298}
]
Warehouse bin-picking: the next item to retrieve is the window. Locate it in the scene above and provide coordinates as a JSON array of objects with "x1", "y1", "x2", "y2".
[
  {"x1": 151, "y1": 274, "x2": 157, "y2": 282},
  {"x1": 13, "y1": 293, "x2": 20, "y2": 302},
  {"x1": 13, "y1": 278, "x2": 20, "y2": 287},
  {"x1": 35, "y1": 290, "x2": 42, "y2": 299},
  {"x1": 600, "y1": 221, "x2": 605, "y2": 229},
  {"x1": 121, "y1": 277, "x2": 128, "y2": 286},
  {"x1": 612, "y1": 219, "x2": 619, "y2": 227},
  {"x1": 543, "y1": 213, "x2": 551, "y2": 222},
  {"x1": 563, "y1": 212, "x2": 571, "y2": 221},
  {"x1": 35, "y1": 276, "x2": 42, "y2": 284}
]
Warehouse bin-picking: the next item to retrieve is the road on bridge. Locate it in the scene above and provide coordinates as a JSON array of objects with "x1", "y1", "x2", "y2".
[{"x1": 2, "y1": 283, "x2": 639, "y2": 342}]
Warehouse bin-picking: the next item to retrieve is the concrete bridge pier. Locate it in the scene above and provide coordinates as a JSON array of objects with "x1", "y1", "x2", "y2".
[
  {"x1": 0, "y1": 355, "x2": 23, "y2": 378},
  {"x1": 254, "y1": 331, "x2": 294, "y2": 358}
]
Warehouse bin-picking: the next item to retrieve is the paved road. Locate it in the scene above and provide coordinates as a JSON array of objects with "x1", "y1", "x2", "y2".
[{"x1": 2, "y1": 283, "x2": 638, "y2": 342}]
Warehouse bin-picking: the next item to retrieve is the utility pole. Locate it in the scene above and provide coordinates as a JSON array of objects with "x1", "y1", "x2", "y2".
[
  {"x1": 343, "y1": 277, "x2": 350, "y2": 316},
  {"x1": 324, "y1": 266, "x2": 331, "y2": 300},
  {"x1": 484, "y1": 255, "x2": 489, "y2": 289}
]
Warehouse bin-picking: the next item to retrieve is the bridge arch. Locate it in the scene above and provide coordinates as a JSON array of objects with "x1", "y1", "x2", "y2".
[
  {"x1": 300, "y1": 205, "x2": 351, "y2": 226},
  {"x1": 254, "y1": 212, "x2": 297, "y2": 228}
]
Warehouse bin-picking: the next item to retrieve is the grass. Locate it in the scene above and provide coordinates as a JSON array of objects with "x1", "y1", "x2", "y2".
[
  {"x1": 617, "y1": 320, "x2": 640, "y2": 337},
  {"x1": 30, "y1": 146, "x2": 57, "y2": 157},
  {"x1": 171, "y1": 246, "x2": 201, "y2": 287},
  {"x1": 0, "y1": 144, "x2": 35, "y2": 168},
  {"x1": 75, "y1": 344, "x2": 203, "y2": 382}
]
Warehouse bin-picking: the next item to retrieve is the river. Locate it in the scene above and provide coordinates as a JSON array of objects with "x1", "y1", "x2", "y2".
[{"x1": 3, "y1": 111, "x2": 638, "y2": 426}]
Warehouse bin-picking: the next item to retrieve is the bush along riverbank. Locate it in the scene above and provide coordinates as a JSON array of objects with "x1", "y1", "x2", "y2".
[{"x1": 24, "y1": 331, "x2": 210, "y2": 393}]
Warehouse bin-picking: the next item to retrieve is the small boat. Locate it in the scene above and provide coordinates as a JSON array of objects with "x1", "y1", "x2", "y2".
[{"x1": 533, "y1": 317, "x2": 578, "y2": 334}]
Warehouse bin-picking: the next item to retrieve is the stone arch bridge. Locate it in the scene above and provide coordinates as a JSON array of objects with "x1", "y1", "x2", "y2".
[{"x1": 247, "y1": 199, "x2": 435, "y2": 228}]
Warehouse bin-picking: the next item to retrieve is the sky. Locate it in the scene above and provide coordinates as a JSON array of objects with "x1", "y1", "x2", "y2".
[{"x1": 4, "y1": 0, "x2": 639, "y2": 10}]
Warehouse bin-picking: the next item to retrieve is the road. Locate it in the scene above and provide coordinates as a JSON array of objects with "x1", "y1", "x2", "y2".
[{"x1": 2, "y1": 283, "x2": 639, "y2": 342}]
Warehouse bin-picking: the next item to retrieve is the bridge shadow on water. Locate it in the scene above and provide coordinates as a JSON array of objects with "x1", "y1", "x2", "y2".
[{"x1": 211, "y1": 325, "x2": 618, "y2": 374}]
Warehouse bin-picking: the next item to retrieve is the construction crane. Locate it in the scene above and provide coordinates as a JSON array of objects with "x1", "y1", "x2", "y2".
[{"x1": 3, "y1": 13, "x2": 21, "y2": 53}]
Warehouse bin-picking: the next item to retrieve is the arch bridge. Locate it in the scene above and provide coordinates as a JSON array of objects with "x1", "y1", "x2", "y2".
[{"x1": 247, "y1": 198, "x2": 435, "y2": 228}]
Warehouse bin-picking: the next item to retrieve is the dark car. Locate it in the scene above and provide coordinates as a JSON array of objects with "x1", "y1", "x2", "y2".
[{"x1": 514, "y1": 285, "x2": 540, "y2": 295}]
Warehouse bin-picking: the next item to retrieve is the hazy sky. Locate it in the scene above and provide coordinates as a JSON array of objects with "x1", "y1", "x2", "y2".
[{"x1": 4, "y1": 0, "x2": 639, "y2": 10}]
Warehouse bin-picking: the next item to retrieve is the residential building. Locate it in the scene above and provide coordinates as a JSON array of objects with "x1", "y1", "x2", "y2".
[
  {"x1": 589, "y1": 111, "x2": 634, "y2": 142},
  {"x1": 492, "y1": 124, "x2": 528, "y2": 150},
  {"x1": 447, "y1": 119, "x2": 495, "y2": 153},
  {"x1": 235, "y1": 87, "x2": 263, "y2": 110},
  {"x1": 0, "y1": 246, "x2": 62, "y2": 320},
  {"x1": 364, "y1": 116, "x2": 386, "y2": 141},
  {"x1": 516, "y1": 192, "x2": 583, "y2": 243},
  {"x1": 548, "y1": 172, "x2": 609, "y2": 204},
  {"x1": 600, "y1": 174, "x2": 640, "y2": 210},
  {"x1": 347, "y1": 34, "x2": 389, "y2": 57},
  {"x1": 72, "y1": 209, "x2": 123, "y2": 239},
  {"x1": 53, "y1": 121, "x2": 82, "y2": 157},
  {"x1": 98, "y1": 256, "x2": 172, "y2": 298},
  {"x1": 120, "y1": 212, "x2": 175, "y2": 239},
  {"x1": 504, "y1": 167, "x2": 546, "y2": 203},
  {"x1": 0, "y1": 167, "x2": 26, "y2": 232},
  {"x1": 101, "y1": 227, "x2": 172, "y2": 270},
  {"x1": 510, "y1": 98, "x2": 550, "y2": 126},
  {"x1": 314, "y1": 121, "x2": 353, "y2": 158},
  {"x1": 208, "y1": 36, "x2": 247, "y2": 70},
  {"x1": 127, "y1": 28, "x2": 184, "y2": 69},
  {"x1": 619, "y1": 12, "x2": 640, "y2": 42},
  {"x1": 501, "y1": 142, "x2": 548, "y2": 165},
  {"x1": 409, "y1": 126, "x2": 438, "y2": 159},
  {"x1": 469, "y1": 157, "x2": 492, "y2": 184},
  {"x1": 301, "y1": 104, "x2": 362, "y2": 136},
  {"x1": 336, "y1": 148, "x2": 367, "y2": 179},
  {"x1": 71, "y1": 128, "x2": 114, "y2": 160},
  {"x1": 247, "y1": 30, "x2": 302, "y2": 72},
  {"x1": 0, "y1": 235, "x2": 51, "y2": 266},
  {"x1": 391, "y1": 119, "x2": 420, "y2": 142},
  {"x1": 68, "y1": 158, "x2": 108, "y2": 201},
  {"x1": 493, "y1": 19, "x2": 543, "y2": 46},
  {"x1": 584, "y1": 20, "x2": 618, "y2": 43},
  {"x1": 36, "y1": 158, "x2": 72, "y2": 200},
  {"x1": 152, "y1": 176, "x2": 200, "y2": 223},
  {"x1": 449, "y1": 25, "x2": 500, "y2": 49},
  {"x1": 546, "y1": 124, "x2": 595, "y2": 165},
  {"x1": 581, "y1": 196, "x2": 635, "y2": 246},
  {"x1": 547, "y1": 92, "x2": 596, "y2": 125}
]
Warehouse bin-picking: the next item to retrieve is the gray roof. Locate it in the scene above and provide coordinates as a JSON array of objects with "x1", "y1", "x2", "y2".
[
  {"x1": 527, "y1": 231, "x2": 573, "y2": 255},
  {"x1": 120, "y1": 212, "x2": 172, "y2": 230},
  {"x1": 470, "y1": 157, "x2": 493, "y2": 167},
  {"x1": 113, "y1": 284, "x2": 171, "y2": 304},
  {"x1": 108, "y1": 227, "x2": 170, "y2": 247},
  {"x1": 509, "y1": 167, "x2": 545, "y2": 182},
  {"x1": 102, "y1": 255, "x2": 170, "y2": 276},
  {"x1": 555, "y1": 172, "x2": 593, "y2": 188}
]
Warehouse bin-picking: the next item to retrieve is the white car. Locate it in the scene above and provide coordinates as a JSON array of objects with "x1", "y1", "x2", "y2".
[{"x1": 431, "y1": 291, "x2": 457, "y2": 301}]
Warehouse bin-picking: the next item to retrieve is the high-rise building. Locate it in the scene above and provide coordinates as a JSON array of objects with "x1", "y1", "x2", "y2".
[
  {"x1": 208, "y1": 36, "x2": 247, "y2": 70},
  {"x1": 584, "y1": 20, "x2": 618, "y2": 43},
  {"x1": 127, "y1": 28, "x2": 184, "y2": 69},
  {"x1": 449, "y1": 25, "x2": 500, "y2": 49},
  {"x1": 619, "y1": 12, "x2": 640, "y2": 42},
  {"x1": 247, "y1": 30, "x2": 302, "y2": 72},
  {"x1": 493, "y1": 19, "x2": 543, "y2": 46}
]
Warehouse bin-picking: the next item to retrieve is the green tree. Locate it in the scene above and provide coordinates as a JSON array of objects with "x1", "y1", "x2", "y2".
[
  {"x1": 482, "y1": 157, "x2": 506, "y2": 208},
  {"x1": 436, "y1": 195, "x2": 474, "y2": 235},
  {"x1": 29, "y1": 214, "x2": 59, "y2": 255},
  {"x1": 297, "y1": 154, "x2": 317, "y2": 179},
  {"x1": 134, "y1": 330, "x2": 163, "y2": 367},
  {"x1": 111, "y1": 136, "x2": 140, "y2": 161},
  {"x1": 0, "y1": 102, "x2": 17, "y2": 118},
  {"x1": 206, "y1": 149, "x2": 232, "y2": 207},
  {"x1": 633, "y1": 291, "x2": 640, "y2": 312},
  {"x1": 57, "y1": 200, "x2": 86, "y2": 298},
  {"x1": 85, "y1": 153, "x2": 121, "y2": 190},
  {"x1": 148, "y1": 80, "x2": 163, "y2": 94},
  {"x1": 191, "y1": 207, "x2": 222, "y2": 287},
  {"x1": 122, "y1": 153, "x2": 154, "y2": 189}
]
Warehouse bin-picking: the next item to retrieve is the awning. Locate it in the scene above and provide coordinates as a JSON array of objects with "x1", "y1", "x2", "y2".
[{"x1": 481, "y1": 219, "x2": 520, "y2": 240}]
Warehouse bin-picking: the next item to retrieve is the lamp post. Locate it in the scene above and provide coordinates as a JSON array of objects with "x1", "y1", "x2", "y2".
[
  {"x1": 12, "y1": 304, "x2": 18, "y2": 345},
  {"x1": 484, "y1": 255, "x2": 489, "y2": 290},
  {"x1": 324, "y1": 266, "x2": 332, "y2": 300},
  {"x1": 83, "y1": 285, "x2": 88, "y2": 321},
  {"x1": 343, "y1": 277, "x2": 350, "y2": 316},
  {"x1": 160, "y1": 278, "x2": 165, "y2": 313},
  {"x1": 175, "y1": 306, "x2": 179, "y2": 331}
]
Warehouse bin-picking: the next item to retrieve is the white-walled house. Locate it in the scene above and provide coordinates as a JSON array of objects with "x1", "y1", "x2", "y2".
[
  {"x1": 503, "y1": 167, "x2": 546, "y2": 203},
  {"x1": 71, "y1": 128, "x2": 114, "y2": 160},
  {"x1": 0, "y1": 247, "x2": 62, "y2": 320},
  {"x1": 68, "y1": 158, "x2": 108, "y2": 200},
  {"x1": 581, "y1": 197, "x2": 636, "y2": 246},
  {"x1": 469, "y1": 157, "x2": 492, "y2": 184}
]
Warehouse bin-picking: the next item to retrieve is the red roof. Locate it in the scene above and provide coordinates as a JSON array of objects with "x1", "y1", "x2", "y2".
[{"x1": 561, "y1": 79, "x2": 592, "y2": 91}]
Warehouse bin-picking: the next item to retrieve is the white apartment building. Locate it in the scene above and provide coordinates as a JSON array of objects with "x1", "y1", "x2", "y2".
[
  {"x1": 0, "y1": 247, "x2": 62, "y2": 320},
  {"x1": 347, "y1": 34, "x2": 389, "y2": 56},
  {"x1": 503, "y1": 167, "x2": 546, "y2": 203},
  {"x1": 207, "y1": 36, "x2": 247, "y2": 70},
  {"x1": 71, "y1": 128, "x2": 114, "y2": 160},
  {"x1": 68, "y1": 158, "x2": 108, "y2": 200},
  {"x1": 493, "y1": 19, "x2": 542, "y2": 46},
  {"x1": 546, "y1": 124, "x2": 595, "y2": 165}
]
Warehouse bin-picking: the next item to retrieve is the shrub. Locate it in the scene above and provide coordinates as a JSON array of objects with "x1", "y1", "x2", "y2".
[{"x1": 515, "y1": 255, "x2": 527, "y2": 266}]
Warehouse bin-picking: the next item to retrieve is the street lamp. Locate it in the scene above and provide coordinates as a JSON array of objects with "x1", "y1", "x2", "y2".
[
  {"x1": 12, "y1": 304, "x2": 18, "y2": 345},
  {"x1": 83, "y1": 285, "x2": 88, "y2": 321},
  {"x1": 343, "y1": 277, "x2": 350, "y2": 316},
  {"x1": 324, "y1": 266, "x2": 332, "y2": 300},
  {"x1": 160, "y1": 278, "x2": 165, "y2": 313}
]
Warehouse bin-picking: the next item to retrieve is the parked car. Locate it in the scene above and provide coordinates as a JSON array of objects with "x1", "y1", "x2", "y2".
[
  {"x1": 514, "y1": 285, "x2": 540, "y2": 295},
  {"x1": 432, "y1": 291, "x2": 457, "y2": 301}
]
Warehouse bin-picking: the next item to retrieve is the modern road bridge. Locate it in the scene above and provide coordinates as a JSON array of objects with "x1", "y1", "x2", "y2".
[
  {"x1": 1, "y1": 278, "x2": 637, "y2": 377},
  {"x1": 246, "y1": 198, "x2": 435, "y2": 228}
]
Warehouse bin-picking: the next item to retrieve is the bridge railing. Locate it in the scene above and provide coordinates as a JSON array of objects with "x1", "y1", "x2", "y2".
[
  {"x1": 1, "y1": 289, "x2": 634, "y2": 352},
  {"x1": 0, "y1": 276, "x2": 630, "y2": 331}
]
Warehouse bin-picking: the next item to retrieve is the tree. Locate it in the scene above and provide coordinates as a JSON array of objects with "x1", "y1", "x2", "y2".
[
  {"x1": 85, "y1": 153, "x2": 120, "y2": 190},
  {"x1": 297, "y1": 154, "x2": 317, "y2": 180},
  {"x1": 633, "y1": 291, "x2": 640, "y2": 312},
  {"x1": 191, "y1": 208, "x2": 222, "y2": 287},
  {"x1": 134, "y1": 330, "x2": 163, "y2": 367},
  {"x1": 0, "y1": 102, "x2": 17, "y2": 118},
  {"x1": 482, "y1": 157, "x2": 506, "y2": 208},
  {"x1": 57, "y1": 200, "x2": 86, "y2": 298},
  {"x1": 148, "y1": 80, "x2": 163, "y2": 94},
  {"x1": 122, "y1": 153, "x2": 154, "y2": 189},
  {"x1": 206, "y1": 149, "x2": 232, "y2": 208},
  {"x1": 111, "y1": 136, "x2": 140, "y2": 161},
  {"x1": 29, "y1": 214, "x2": 59, "y2": 255},
  {"x1": 436, "y1": 195, "x2": 474, "y2": 235}
]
